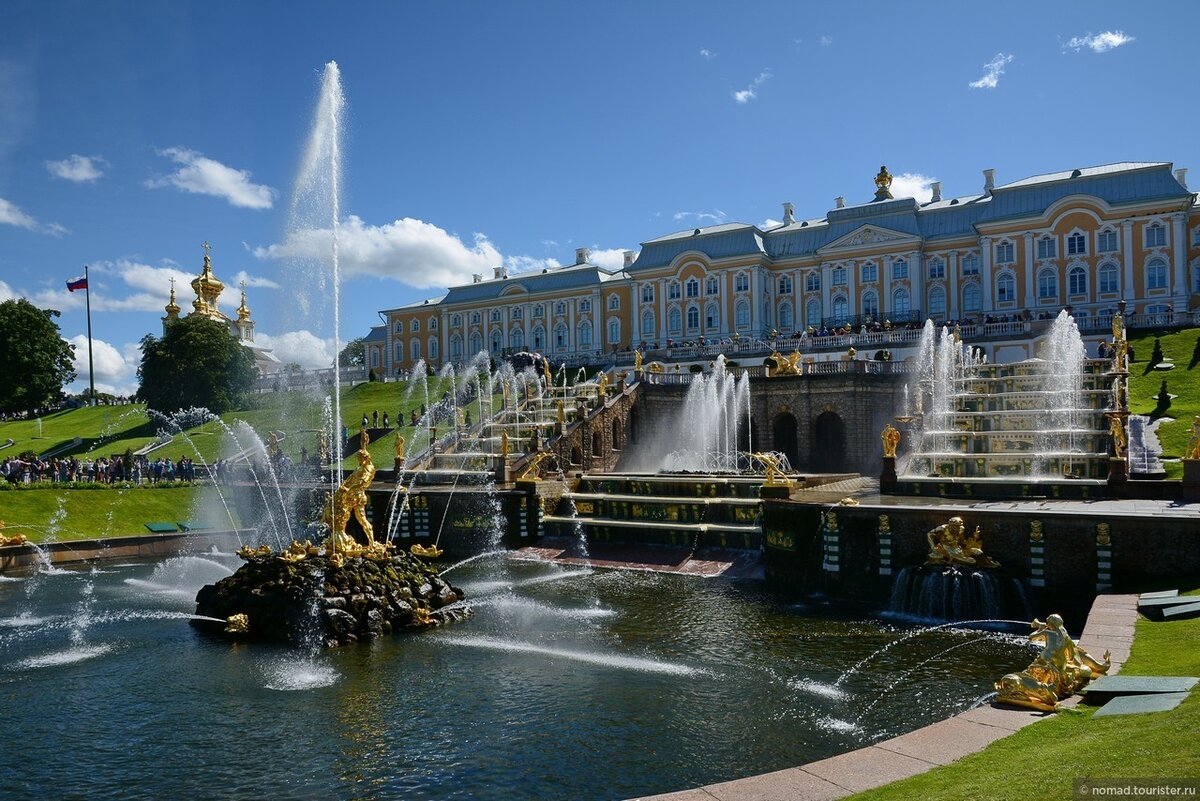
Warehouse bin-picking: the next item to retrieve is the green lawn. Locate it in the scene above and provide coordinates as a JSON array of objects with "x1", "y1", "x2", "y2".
[
  {"x1": 0, "y1": 484, "x2": 213, "y2": 542},
  {"x1": 849, "y1": 588, "x2": 1200, "y2": 801},
  {"x1": 1126, "y1": 327, "x2": 1200, "y2": 479}
]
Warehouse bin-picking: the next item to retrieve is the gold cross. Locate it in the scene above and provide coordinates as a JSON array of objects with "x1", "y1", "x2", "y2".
[{"x1": 202, "y1": 240, "x2": 212, "y2": 256}]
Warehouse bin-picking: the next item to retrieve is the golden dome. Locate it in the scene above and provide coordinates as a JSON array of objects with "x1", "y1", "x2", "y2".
[
  {"x1": 237, "y1": 282, "x2": 252, "y2": 321},
  {"x1": 190, "y1": 242, "x2": 225, "y2": 311},
  {"x1": 165, "y1": 279, "x2": 181, "y2": 316}
]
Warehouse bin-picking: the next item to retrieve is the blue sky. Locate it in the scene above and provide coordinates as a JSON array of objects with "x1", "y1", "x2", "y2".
[{"x1": 1, "y1": 1, "x2": 1193, "y2": 394}]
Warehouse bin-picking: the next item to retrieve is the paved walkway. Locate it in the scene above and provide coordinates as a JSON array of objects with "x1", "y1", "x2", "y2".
[
  {"x1": 512, "y1": 539, "x2": 764, "y2": 579},
  {"x1": 631, "y1": 594, "x2": 1139, "y2": 801}
]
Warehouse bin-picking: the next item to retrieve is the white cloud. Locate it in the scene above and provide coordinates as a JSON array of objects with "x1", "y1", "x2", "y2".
[
  {"x1": 890, "y1": 172, "x2": 938, "y2": 203},
  {"x1": 0, "y1": 280, "x2": 15, "y2": 301},
  {"x1": 0, "y1": 196, "x2": 68, "y2": 236},
  {"x1": 761, "y1": 217, "x2": 783, "y2": 229},
  {"x1": 31, "y1": 260, "x2": 193, "y2": 314},
  {"x1": 255, "y1": 330, "x2": 335, "y2": 370},
  {"x1": 733, "y1": 69, "x2": 772, "y2": 104},
  {"x1": 46, "y1": 154, "x2": 107, "y2": 183},
  {"x1": 586, "y1": 247, "x2": 636, "y2": 271},
  {"x1": 1064, "y1": 30, "x2": 1135, "y2": 53},
  {"x1": 66, "y1": 335, "x2": 140, "y2": 396},
  {"x1": 146, "y1": 147, "x2": 276, "y2": 209},
  {"x1": 969, "y1": 53, "x2": 1014, "y2": 89},
  {"x1": 819, "y1": 35, "x2": 833, "y2": 47},
  {"x1": 673, "y1": 210, "x2": 728, "y2": 225},
  {"x1": 232, "y1": 270, "x2": 281, "y2": 290},
  {"x1": 700, "y1": 48, "x2": 716, "y2": 60}
]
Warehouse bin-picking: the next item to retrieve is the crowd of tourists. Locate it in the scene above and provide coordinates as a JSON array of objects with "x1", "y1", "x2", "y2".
[{"x1": 0, "y1": 454, "x2": 198, "y2": 485}]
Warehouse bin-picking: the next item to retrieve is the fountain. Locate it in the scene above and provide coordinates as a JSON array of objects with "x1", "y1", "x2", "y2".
[{"x1": 994, "y1": 613, "x2": 1110, "y2": 711}]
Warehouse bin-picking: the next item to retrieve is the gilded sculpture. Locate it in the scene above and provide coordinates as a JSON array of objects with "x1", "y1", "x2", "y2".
[
  {"x1": 769, "y1": 350, "x2": 802, "y2": 376},
  {"x1": 597, "y1": 372, "x2": 609, "y2": 398},
  {"x1": 754, "y1": 452, "x2": 793, "y2": 488},
  {"x1": 634, "y1": 350, "x2": 643, "y2": 373},
  {"x1": 0, "y1": 520, "x2": 27, "y2": 548},
  {"x1": 925, "y1": 516, "x2": 1000, "y2": 568},
  {"x1": 873, "y1": 165, "x2": 894, "y2": 200},
  {"x1": 500, "y1": 431, "x2": 510, "y2": 458},
  {"x1": 394, "y1": 433, "x2": 406, "y2": 461},
  {"x1": 321, "y1": 428, "x2": 387, "y2": 563},
  {"x1": 1185, "y1": 416, "x2": 1200, "y2": 460},
  {"x1": 995, "y1": 614, "x2": 1110, "y2": 712},
  {"x1": 881, "y1": 423, "x2": 901, "y2": 459},
  {"x1": 266, "y1": 432, "x2": 281, "y2": 462},
  {"x1": 542, "y1": 358, "x2": 553, "y2": 387},
  {"x1": 518, "y1": 450, "x2": 555, "y2": 482},
  {"x1": 1108, "y1": 415, "x2": 1127, "y2": 460}
]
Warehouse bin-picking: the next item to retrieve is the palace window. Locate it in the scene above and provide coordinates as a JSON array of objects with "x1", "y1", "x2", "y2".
[
  {"x1": 641, "y1": 284, "x2": 654, "y2": 303},
  {"x1": 470, "y1": 332, "x2": 483, "y2": 354},
  {"x1": 777, "y1": 275, "x2": 793, "y2": 294},
  {"x1": 1099, "y1": 263, "x2": 1119, "y2": 294},
  {"x1": 555, "y1": 324, "x2": 568, "y2": 350},
  {"x1": 1037, "y1": 269, "x2": 1058, "y2": 299},
  {"x1": 685, "y1": 278, "x2": 699, "y2": 298},
  {"x1": 641, "y1": 309, "x2": 655, "y2": 337},
  {"x1": 411, "y1": 319, "x2": 420, "y2": 332},
  {"x1": 608, "y1": 294, "x2": 620, "y2": 310},
  {"x1": 608, "y1": 318, "x2": 620, "y2": 344},
  {"x1": 510, "y1": 328, "x2": 524, "y2": 350},
  {"x1": 395, "y1": 341, "x2": 404, "y2": 361},
  {"x1": 1037, "y1": 236, "x2": 1057, "y2": 260},
  {"x1": 961, "y1": 253, "x2": 980, "y2": 275},
  {"x1": 831, "y1": 266, "x2": 847, "y2": 286},
  {"x1": 1145, "y1": 222, "x2": 1166, "y2": 248},
  {"x1": 491, "y1": 309, "x2": 502, "y2": 322},
  {"x1": 962, "y1": 283, "x2": 982, "y2": 313},
  {"x1": 490, "y1": 330, "x2": 502, "y2": 354},
  {"x1": 705, "y1": 302, "x2": 719, "y2": 329},
  {"x1": 668, "y1": 281, "x2": 681, "y2": 300},
  {"x1": 997, "y1": 272, "x2": 1016, "y2": 303},
  {"x1": 892, "y1": 258, "x2": 909, "y2": 280},
  {"x1": 735, "y1": 273, "x2": 749, "y2": 292},
  {"x1": 1194, "y1": 265, "x2": 1200, "y2": 294},
  {"x1": 428, "y1": 339, "x2": 439, "y2": 360},
  {"x1": 511, "y1": 307, "x2": 522, "y2": 320},
  {"x1": 1146, "y1": 257, "x2": 1168, "y2": 290},
  {"x1": 705, "y1": 276, "x2": 719, "y2": 295},
  {"x1": 371, "y1": 350, "x2": 378, "y2": 368},
  {"x1": 578, "y1": 320, "x2": 593, "y2": 348},
  {"x1": 579, "y1": 299, "x2": 591, "y2": 313},
  {"x1": 805, "y1": 297, "x2": 821, "y2": 327},
  {"x1": 430, "y1": 317, "x2": 438, "y2": 331},
  {"x1": 891, "y1": 287, "x2": 910, "y2": 315},
  {"x1": 450, "y1": 335, "x2": 463, "y2": 360},
  {"x1": 1068, "y1": 265, "x2": 1088, "y2": 296},
  {"x1": 831, "y1": 295, "x2": 848, "y2": 323},
  {"x1": 411, "y1": 339, "x2": 421, "y2": 361},
  {"x1": 1099, "y1": 230, "x2": 1118, "y2": 253},
  {"x1": 735, "y1": 300, "x2": 750, "y2": 329},
  {"x1": 995, "y1": 241, "x2": 1015, "y2": 264},
  {"x1": 669, "y1": 307, "x2": 682, "y2": 333},
  {"x1": 532, "y1": 304, "x2": 544, "y2": 317},
  {"x1": 532, "y1": 326, "x2": 545, "y2": 350},
  {"x1": 927, "y1": 258, "x2": 945, "y2": 280},
  {"x1": 394, "y1": 322, "x2": 403, "y2": 334},
  {"x1": 861, "y1": 262, "x2": 878, "y2": 282},
  {"x1": 556, "y1": 302, "x2": 567, "y2": 316},
  {"x1": 1067, "y1": 232, "x2": 1087, "y2": 256},
  {"x1": 862, "y1": 290, "x2": 879, "y2": 319},
  {"x1": 805, "y1": 272, "x2": 820, "y2": 292},
  {"x1": 778, "y1": 301, "x2": 793, "y2": 330},
  {"x1": 929, "y1": 286, "x2": 946, "y2": 317},
  {"x1": 452, "y1": 314, "x2": 462, "y2": 327},
  {"x1": 686, "y1": 305, "x2": 700, "y2": 330}
]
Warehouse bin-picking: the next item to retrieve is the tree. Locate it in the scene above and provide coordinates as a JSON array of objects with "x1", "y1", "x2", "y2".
[
  {"x1": 337, "y1": 337, "x2": 365, "y2": 368},
  {"x1": 0, "y1": 298, "x2": 76, "y2": 415},
  {"x1": 137, "y1": 315, "x2": 258, "y2": 415}
]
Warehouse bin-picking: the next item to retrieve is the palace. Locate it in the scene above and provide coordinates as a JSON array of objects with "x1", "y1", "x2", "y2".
[
  {"x1": 363, "y1": 161, "x2": 1200, "y2": 374},
  {"x1": 163, "y1": 243, "x2": 280, "y2": 374}
]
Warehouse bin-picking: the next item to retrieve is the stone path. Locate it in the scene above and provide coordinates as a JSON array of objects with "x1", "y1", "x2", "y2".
[
  {"x1": 631, "y1": 594, "x2": 1139, "y2": 801},
  {"x1": 512, "y1": 539, "x2": 764, "y2": 579}
]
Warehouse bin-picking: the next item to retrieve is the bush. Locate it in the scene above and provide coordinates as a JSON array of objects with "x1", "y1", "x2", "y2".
[
  {"x1": 1157, "y1": 379, "x2": 1171, "y2": 411},
  {"x1": 1150, "y1": 337, "x2": 1164, "y2": 368}
]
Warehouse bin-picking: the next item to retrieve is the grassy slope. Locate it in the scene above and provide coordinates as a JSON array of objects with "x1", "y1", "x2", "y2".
[
  {"x1": 0, "y1": 484, "x2": 209, "y2": 542},
  {"x1": 1126, "y1": 328, "x2": 1200, "y2": 479},
  {"x1": 849, "y1": 588, "x2": 1200, "y2": 801}
]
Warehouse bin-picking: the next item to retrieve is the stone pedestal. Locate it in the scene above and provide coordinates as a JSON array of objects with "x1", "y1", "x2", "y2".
[
  {"x1": 880, "y1": 456, "x2": 898, "y2": 493},
  {"x1": 1183, "y1": 460, "x2": 1200, "y2": 501},
  {"x1": 759, "y1": 483, "x2": 792, "y2": 500},
  {"x1": 1107, "y1": 457, "x2": 1129, "y2": 489},
  {"x1": 394, "y1": 458, "x2": 405, "y2": 474},
  {"x1": 494, "y1": 456, "x2": 511, "y2": 485}
]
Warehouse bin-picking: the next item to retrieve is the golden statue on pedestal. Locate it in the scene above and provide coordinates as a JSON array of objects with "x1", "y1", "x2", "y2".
[
  {"x1": 500, "y1": 431, "x2": 510, "y2": 458},
  {"x1": 266, "y1": 432, "x2": 281, "y2": 462},
  {"x1": 769, "y1": 350, "x2": 802, "y2": 376},
  {"x1": 1185, "y1": 416, "x2": 1200, "y2": 460},
  {"x1": 542, "y1": 358, "x2": 553, "y2": 387},
  {"x1": 394, "y1": 433, "x2": 405, "y2": 462},
  {"x1": 597, "y1": 372, "x2": 609, "y2": 398},
  {"x1": 1109, "y1": 415, "x2": 1127, "y2": 459},
  {"x1": 634, "y1": 350, "x2": 643, "y2": 373},
  {"x1": 753, "y1": 452, "x2": 793, "y2": 488},
  {"x1": 925, "y1": 516, "x2": 1000, "y2": 568},
  {"x1": 995, "y1": 614, "x2": 1111, "y2": 712},
  {"x1": 518, "y1": 450, "x2": 554, "y2": 482},
  {"x1": 322, "y1": 427, "x2": 389, "y2": 564},
  {"x1": 881, "y1": 423, "x2": 901, "y2": 459},
  {"x1": 873, "y1": 165, "x2": 894, "y2": 201}
]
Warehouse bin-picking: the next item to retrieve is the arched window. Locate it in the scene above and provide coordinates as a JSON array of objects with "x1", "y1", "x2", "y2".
[
  {"x1": 831, "y1": 266, "x2": 847, "y2": 286},
  {"x1": 927, "y1": 258, "x2": 945, "y2": 280},
  {"x1": 735, "y1": 272, "x2": 749, "y2": 292},
  {"x1": 556, "y1": 302, "x2": 567, "y2": 316},
  {"x1": 685, "y1": 278, "x2": 700, "y2": 298},
  {"x1": 1145, "y1": 222, "x2": 1166, "y2": 248},
  {"x1": 778, "y1": 301, "x2": 793, "y2": 330},
  {"x1": 395, "y1": 341, "x2": 404, "y2": 361},
  {"x1": 1146, "y1": 257, "x2": 1168, "y2": 290},
  {"x1": 1037, "y1": 236, "x2": 1057, "y2": 260},
  {"x1": 641, "y1": 309, "x2": 655, "y2": 337},
  {"x1": 394, "y1": 322, "x2": 403, "y2": 334},
  {"x1": 1068, "y1": 265, "x2": 1088, "y2": 296},
  {"x1": 928, "y1": 286, "x2": 946, "y2": 317},
  {"x1": 532, "y1": 304, "x2": 543, "y2": 317},
  {"x1": 490, "y1": 330, "x2": 503, "y2": 354},
  {"x1": 450, "y1": 335, "x2": 463, "y2": 360},
  {"x1": 411, "y1": 319, "x2": 421, "y2": 332},
  {"x1": 668, "y1": 281, "x2": 681, "y2": 300},
  {"x1": 962, "y1": 283, "x2": 982, "y2": 313},
  {"x1": 805, "y1": 272, "x2": 820, "y2": 292},
  {"x1": 805, "y1": 297, "x2": 821, "y2": 327},
  {"x1": 668, "y1": 307, "x2": 682, "y2": 333},
  {"x1": 471, "y1": 312, "x2": 481, "y2": 325},
  {"x1": 608, "y1": 294, "x2": 620, "y2": 310},
  {"x1": 607, "y1": 317, "x2": 620, "y2": 344},
  {"x1": 490, "y1": 309, "x2": 502, "y2": 322},
  {"x1": 577, "y1": 320, "x2": 593, "y2": 348},
  {"x1": 452, "y1": 314, "x2": 462, "y2": 328},
  {"x1": 997, "y1": 271, "x2": 1016, "y2": 303},
  {"x1": 554, "y1": 323, "x2": 568, "y2": 351},
  {"x1": 892, "y1": 258, "x2": 908, "y2": 279},
  {"x1": 1099, "y1": 263, "x2": 1120, "y2": 295},
  {"x1": 705, "y1": 275, "x2": 719, "y2": 295},
  {"x1": 1067, "y1": 232, "x2": 1087, "y2": 256},
  {"x1": 532, "y1": 325, "x2": 545, "y2": 350},
  {"x1": 861, "y1": 262, "x2": 878, "y2": 282},
  {"x1": 961, "y1": 253, "x2": 980, "y2": 275},
  {"x1": 511, "y1": 307, "x2": 522, "y2": 320},
  {"x1": 510, "y1": 327, "x2": 524, "y2": 350},
  {"x1": 891, "y1": 287, "x2": 910, "y2": 316},
  {"x1": 686, "y1": 304, "x2": 700, "y2": 330},
  {"x1": 428, "y1": 338, "x2": 439, "y2": 361},
  {"x1": 777, "y1": 275, "x2": 792, "y2": 294},
  {"x1": 735, "y1": 300, "x2": 750, "y2": 329},
  {"x1": 1099, "y1": 229, "x2": 1118, "y2": 253},
  {"x1": 995, "y1": 240, "x2": 1015, "y2": 264},
  {"x1": 470, "y1": 332, "x2": 483, "y2": 355},
  {"x1": 1037, "y1": 268, "x2": 1058, "y2": 299},
  {"x1": 579, "y1": 299, "x2": 591, "y2": 313},
  {"x1": 371, "y1": 349, "x2": 378, "y2": 368},
  {"x1": 641, "y1": 284, "x2": 655, "y2": 303},
  {"x1": 411, "y1": 339, "x2": 421, "y2": 361},
  {"x1": 705, "y1": 301, "x2": 719, "y2": 329},
  {"x1": 862, "y1": 290, "x2": 879, "y2": 319},
  {"x1": 831, "y1": 295, "x2": 848, "y2": 322},
  {"x1": 429, "y1": 317, "x2": 438, "y2": 331}
]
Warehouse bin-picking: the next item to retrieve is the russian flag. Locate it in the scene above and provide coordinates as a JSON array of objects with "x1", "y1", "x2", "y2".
[{"x1": 66, "y1": 275, "x2": 88, "y2": 292}]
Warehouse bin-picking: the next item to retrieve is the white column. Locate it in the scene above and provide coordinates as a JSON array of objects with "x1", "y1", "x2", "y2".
[
  {"x1": 502, "y1": 307, "x2": 509, "y2": 354},
  {"x1": 948, "y1": 251, "x2": 959, "y2": 319},
  {"x1": 750, "y1": 269, "x2": 760, "y2": 333},
  {"x1": 659, "y1": 278, "x2": 668, "y2": 343},
  {"x1": 1121, "y1": 220, "x2": 1136, "y2": 304},
  {"x1": 1022, "y1": 232, "x2": 1035, "y2": 309},
  {"x1": 820, "y1": 264, "x2": 831, "y2": 322},
  {"x1": 631, "y1": 282, "x2": 641, "y2": 344},
  {"x1": 1173, "y1": 212, "x2": 1188, "y2": 307},
  {"x1": 910, "y1": 250, "x2": 923, "y2": 320},
  {"x1": 567, "y1": 302, "x2": 575, "y2": 354},
  {"x1": 980, "y1": 237, "x2": 994, "y2": 312},
  {"x1": 881, "y1": 256, "x2": 893, "y2": 320},
  {"x1": 846, "y1": 260, "x2": 857, "y2": 321}
]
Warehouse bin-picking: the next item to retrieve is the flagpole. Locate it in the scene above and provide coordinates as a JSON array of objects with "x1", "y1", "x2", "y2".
[{"x1": 84, "y1": 264, "x2": 95, "y2": 406}]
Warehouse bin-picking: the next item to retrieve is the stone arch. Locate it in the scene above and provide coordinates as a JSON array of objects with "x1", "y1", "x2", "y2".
[
  {"x1": 592, "y1": 429, "x2": 603, "y2": 458},
  {"x1": 772, "y1": 412, "x2": 799, "y2": 468},
  {"x1": 811, "y1": 410, "x2": 846, "y2": 472},
  {"x1": 570, "y1": 444, "x2": 583, "y2": 466},
  {"x1": 611, "y1": 417, "x2": 622, "y2": 450}
]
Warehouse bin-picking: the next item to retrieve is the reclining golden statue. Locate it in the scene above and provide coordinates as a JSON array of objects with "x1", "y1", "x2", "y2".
[
  {"x1": 995, "y1": 614, "x2": 1110, "y2": 711},
  {"x1": 925, "y1": 516, "x2": 1000, "y2": 568}
]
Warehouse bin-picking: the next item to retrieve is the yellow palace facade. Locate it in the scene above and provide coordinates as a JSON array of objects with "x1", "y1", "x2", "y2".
[{"x1": 365, "y1": 162, "x2": 1200, "y2": 374}]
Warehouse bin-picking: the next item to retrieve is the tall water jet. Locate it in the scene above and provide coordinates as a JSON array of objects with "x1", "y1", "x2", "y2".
[{"x1": 657, "y1": 355, "x2": 750, "y2": 472}]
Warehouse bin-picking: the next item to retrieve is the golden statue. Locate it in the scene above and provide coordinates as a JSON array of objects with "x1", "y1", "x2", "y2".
[
  {"x1": 500, "y1": 430, "x2": 510, "y2": 458},
  {"x1": 556, "y1": 399, "x2": 566, "y2": 426},
  {"x1": 266, "y1": 432, "x2": 281, "y2": 462},
  {"x1": 411, "y1": 543, "x2": 443, "y2": 559},
  {"x1": 237, "y1": 543, "x2": 273, "y2": 559},
  {"x1": 317, "y1": 432, "x2": 329, "y2": 465},
  {"x1": 1185, "y1": 416, "x2": 1200, "y2": 460},
  {"x1": 1111, "y1": 312, "x2": 1125, "y2": 343},
  {"x1": 754, "y1": 452, "x2": 793, "y2": 488},
  {"x1": 1113, "y1": 338, "x2": 1129, "y2": 373},
  {"x1": 597, "y1": 372, "x2": 609, "y2": 398},
  {"x1": 394, "y1": 433, "x2": 406, "y2": 461},
  {"x1": 0, "y1": 520, "x2": 27, "y2": 548},
  {"x1": 995, "y1": 614, "x2": 1111, "y2": 712},
  {"x1": 224, "y1": 613, "x2": 250, "y2": 634},
  {"x1": 542, "y1": 358, "x2": 553, "y2": 387},
  {"x1": 1109, "y1": 415, "x2": 1127, "y2": 459},
  {"x1": 925, "y1": 516, "x2": 1000, "y2": 568},
  {"x1": 873, "y1": 165, "x2": 894, "y2": 200},
  {"x1": 881, "y1": 423, "x2": 901, "y2": 459},
  {"x1": 647, "y1": 361, "x2": 664, "y2": 374},
  {"x1": 769, "y1": 351, "x2": 802, "y2": 376},
  {"x1": 518, "y1": 450, "x2": 554, "y2": 482},
  {"x1": 634, "y1": 350, "x2": 643, "y2": 372},
  {"x1": 322, "y1": 434, "x2": 378, "y2": 557}
]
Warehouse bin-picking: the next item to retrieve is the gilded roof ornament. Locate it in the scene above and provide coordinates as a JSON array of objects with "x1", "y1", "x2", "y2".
[
  {"x1": 165, "y1": 277, "x2": 181, "y2": 316},
  {"x1": 237, "y1": 279, "x2": 252, "y2": 321},
  {"x1": 873, "y1": 165, "x2": 894, "y2": 201}
]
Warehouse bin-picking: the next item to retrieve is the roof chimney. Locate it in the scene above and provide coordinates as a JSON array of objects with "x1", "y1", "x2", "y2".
[
  {"x1": 575, "y1": 247, "x2": 590, "y2": 265},
  {"x1": 493, "y1": 266, "x2": 503, "y2": 280},
  {"x1": 472, "y1": 273, "x2": 482, "y2": 283},
  {"x1": 983, "y1": 168, "x2": 996, "y2": 195},
  {"x1": 623, "y1": 250, "x2": 635, "y2": 267},
  {"x1": 835, "y1": 196, "x2": 845, "y2": 209},
  {"x1": 930, "y1": 181, "x2": 942, "y2": 203},
  {"x1": 1176, "y1": 168, "x2": 1189, "y2": 190},
  {"x1": 782, "y1": 202, "x2": 795, "y2": 224}
]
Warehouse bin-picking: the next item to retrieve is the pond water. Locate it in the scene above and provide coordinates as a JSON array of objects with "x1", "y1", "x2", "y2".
[{"x1": 0, "y1": 553, "x2": 1031, "y2": 800}]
